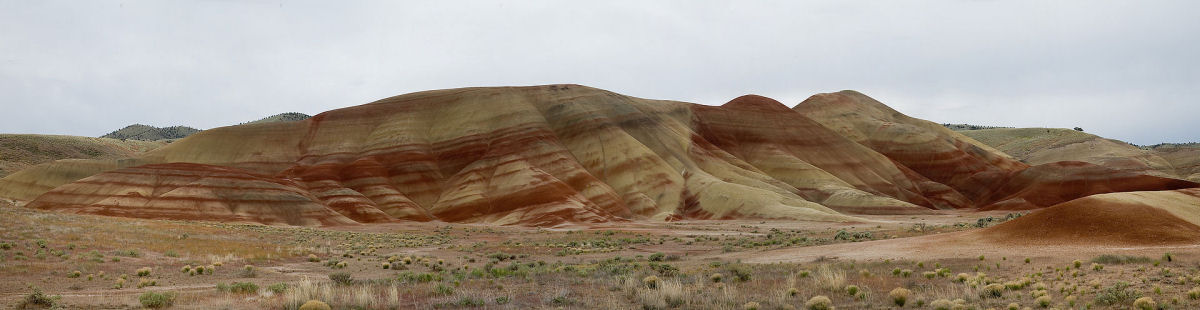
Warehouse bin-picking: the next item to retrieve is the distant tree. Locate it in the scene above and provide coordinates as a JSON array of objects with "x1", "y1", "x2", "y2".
[{"x1": 1074, "y1": 127, "x2": 1084, "y2": 131}]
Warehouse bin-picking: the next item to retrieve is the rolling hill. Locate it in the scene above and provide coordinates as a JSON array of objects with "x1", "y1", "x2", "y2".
[{"x1": 3, "y1": 85, "x2": 1195, "y2": 226}]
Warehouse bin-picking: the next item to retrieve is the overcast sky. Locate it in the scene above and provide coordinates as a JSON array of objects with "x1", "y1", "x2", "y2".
[{"x1": 2, "y1": 1, "x2": 1197, "y2": 145}]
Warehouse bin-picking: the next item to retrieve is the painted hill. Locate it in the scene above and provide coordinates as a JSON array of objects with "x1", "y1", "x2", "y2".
[
  {"x1": 1143, "y1": 143, "x2": 1200, "y2": 182},
  {"x1": 959, "y1": 127, "x2": 1176, "y2": 178},
  {"x1": 795, "y1": 91, "x2": 1024, "y2": 207},
  {"x1": 0, "y1": 134, "x2": 164, "y2": 177},
  {"x1": 101, "y1": 124, "x2": 201, "y2": 141},
  {"x1": 4, "y1": 85, "x2": 1195, "y2": 226}
]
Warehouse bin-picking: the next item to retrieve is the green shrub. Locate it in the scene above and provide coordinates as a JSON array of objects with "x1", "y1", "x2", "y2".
[
  {"x1": 18, "y1": 287, "x2": 59, "y2": 308},
  {"x1": 728, "y1": 265, "x2": 752, "y2": 282},
  {"x1": 1095, "y1": 282, "x2": 1142, "y2": 306},
  {"x1": 136, "y1": 267, "x2": 152, "y2": 277},
  {"x1": 329, "y1": 272, "x2": 353, "y2": 285},
  {"x1": 494, "y1": 296, "x2": 511, "y2": 304},
  {"x1": 434, "y1": 283, "x2": 454, "y2": 295},
  {"x1": 648, "y1": 252, "x2": 665, "y2": 262},
  {"x1": 457, "y1": 297, "x2": 485, "y2": 307},
  {"x1": 220, "y1": 282, "x2": 259, "y2": 294},
  {"x1": 1092, "y1": 255, "x2": 1152, "y2": 265},
  {"x1": 138, "y1": 291, "x2": 176, "y2": 308},
  {"x1": 268, "y1": 283, "x2": 288, "y2": 294},
  {"x1": 845, "y1": 285, "x2": 859, "y2": 296}
]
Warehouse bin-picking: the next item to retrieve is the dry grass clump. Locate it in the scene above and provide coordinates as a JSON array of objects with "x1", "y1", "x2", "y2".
[
  {"x1": 137, "y1": 278, "x2": 158, "y2": 288},
  {"x1": 804, "y1": 295, "x2": 832, "y2": 310},
  {"x1": 1188, "y1": 287, "x2": 1200, "y2": 300},
  {"x1": 1132, "y1": 296, "x2": 1156, "y2": 310},
  {"x1": 240, "y1": 264, "x2": 257, "y2": 277},
  {"x1": 742, "y1": 301, "x2": 761, "y2": 310},
  {"x1": 297, "y1": 300, "x2": 331, "y2": 310},
  {"x1": 930, "y1": 298, "x2": 955, "y2": 310},
  {"x1": 136, "y1": 267, "x2": 152, "y2": 277},
  {"x1": 635, "y1": 278, "x2": 684, "y2": 309},
  {"x1": 889, "y1": 287, "x2": 911, "y2": 306},
  {"x1": 642, "y1": 275, "x2": 661, "y2": 289},
  {"x1": 813, "y1": 265, "x2": 845, "y2": 291},
  {"x1": 1035, "y1": 295, "x2": 1052, "y2": 307},
  {"x1": 711, "y1": 273, "x2": 723, "y2": 283},
  {"x1": 983, "y1": 283, "x2": 1005, "y2": 298}
]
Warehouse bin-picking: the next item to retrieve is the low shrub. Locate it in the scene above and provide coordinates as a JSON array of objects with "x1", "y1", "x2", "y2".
[
  {"x1": 18, "y1": 287, "x2": 59, "y2": 308},
  {"x1": 220, "y1": 282, "x2": 259, "y2": 294},
  {"x1": 889, "y1": 287, "x2": 911, "y2": 306},
  {"x1": 643, "y1": 275, "x2": 660, "y2": 289},
  {"x1": 267, "y1": 283, "x2": 288, "y2": 294},
  {"x1": 240, "y1": 265, "x2": 256, "y2": 278},
  {"x1": 1035, "y1": 295, "x2": 1052, "y2": 307},
  {"x1": 138, "y1": 291, "x2": 176, "y2": 308},
  {"x1": 983, "y1": 283, "x2": 1005, "y2": 298},
  {"x1": 1092, "y1": 255, "x2": 1152, "y2": 265},
  {"x1": 805, "y1": 295, "x2": 832, "y2": 310},
  {"x1": 329, "y1": 272, "x2": 353, "y2": 285},
  {"x1": 1133, "y1": 296, "x2": 1156, "y2": 310},
  {"x1": 1095, "y1": 282, "x2": 1141, "y2": 306}
]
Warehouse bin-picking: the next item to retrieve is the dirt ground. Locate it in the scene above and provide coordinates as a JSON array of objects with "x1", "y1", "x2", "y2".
[{"x1": 2, "y1": 206, "x2": 1198, "y2": 309}]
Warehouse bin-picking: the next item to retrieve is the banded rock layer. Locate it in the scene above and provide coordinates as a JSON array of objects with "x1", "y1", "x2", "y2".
[{"x1": 6, "y1": 85, "x2": 1197, "y2": 226}]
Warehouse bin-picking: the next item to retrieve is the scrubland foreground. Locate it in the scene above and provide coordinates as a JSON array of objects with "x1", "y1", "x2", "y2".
[{"x1": 3, "y1": 206, "x2": 1199, "y2": 310}]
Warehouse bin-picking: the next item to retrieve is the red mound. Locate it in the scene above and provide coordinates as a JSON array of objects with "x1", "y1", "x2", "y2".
[
  {"x1": 982, "y1": 191, "x2": 1200, "y2": 245},
  {"x1": 979, "y1": 161, "x2": 1199, "y2": 210},
  {"x1": 721, "y1": 95, "x2": 794, "y2": 112}
]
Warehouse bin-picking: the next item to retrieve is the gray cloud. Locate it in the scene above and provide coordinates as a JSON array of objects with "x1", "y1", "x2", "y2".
[{"x1": 2, "y1": 0, "x2": 1197, "y2": 144}]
